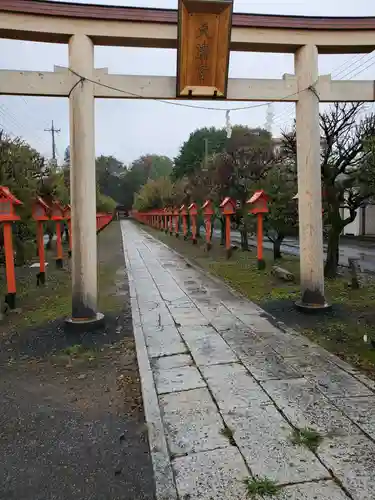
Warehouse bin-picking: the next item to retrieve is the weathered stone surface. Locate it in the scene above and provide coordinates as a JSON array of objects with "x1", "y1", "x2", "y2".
[
  {"x1": 179, "y1": 326, "x2": 238, "y2": 366},
  {"x1": 151, "y1": 451, "x2": 178, "y2": 500},
  {"x1": 351, "y1": 371, "x2": 375, "y2": 391},
  {"x1": 332, "y1": 395, "x2": 375, "y2": 439},
  {"x1": 262, "y1": 378, "x2": 360, "y2": 436},
  {"x1": 172, "y1": 447, "x2": 249, "y2": 500},
  {"x1": 167, "y1": 299, "x2": 196, "y2": 309},
  {"x1": 160, "y1": 388, "x2": 228, "y2": 455},
  {"x1": 265, "y1": 334, "x2": 321, "y2": 359},
  {"x1": 144, "y1": 326, "x2": 187, "y2": 358},
  {"x1": 203, "y1": 363, "x2": 271, "y2": 412},
  {"x1": 169, "y1": 309, "x2": 209, "y2": 327},
  {"x1": 208, "y1": 312, "x2": 245, "y2": 330},
  {"x1": 287, "y1": 351, "x2": 337, "y2": 373},
  {"x1": 277, "y1": 481, "x2": 349, "y2": 499},
  {"x1": 219, "y1": 322, "x2": 260, "y2": 349},
  {"x1": 220, "y1": 299, "x2": 263, "y2": 316},
  {"x1": 240, "y1": 349, "x2": 302, "y2": 381},
  {"x1": 239, "y1": 315, "x2": 281, "y2": 335},
  {"x1": 287, "y1": 353, "x2": 373, "y2": 397},
  {"x1": 140, "y1": 306, "x2": 175, "y2": 328},
  {"x1": 151, "y1": 353, "x2": 192, "y2": 371},
  {"x1": 155, "y1": 365, "x2": 206, "y2": 395},
  {"x1": 225, "y1": 406, "x2": 329, "y2": 484},
  {"x1": 308, "y1": 365, "x2": 373, "y2": 398},
  {"x1": 157, "y1": 286, "x2": 187, "y2": 303},
  {"x1": 318, "y1": 434, "x2": 375, "y2": 500}
]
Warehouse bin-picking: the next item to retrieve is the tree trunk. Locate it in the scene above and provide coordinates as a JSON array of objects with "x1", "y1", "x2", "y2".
[
  {"x1": 220, "y1": 217, "x2": 225, "y2": 246},
  {"x1": 240, "y1": 228, "x2": 249, "y2": 251},
  {"x1": 324, "y1": 227, "x2": 341, "y2": 278},
  {"x1": 273, "y1": 235, "x2": 284, "y2": 260}
]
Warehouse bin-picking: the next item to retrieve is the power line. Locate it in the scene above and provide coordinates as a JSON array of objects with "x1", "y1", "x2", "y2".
[
  {"x1": 272, "y1": 51, "x2": 375, "y2": 130},
  {"x1": 0, "y1": 104, "x2": 48, "y2": 151}
]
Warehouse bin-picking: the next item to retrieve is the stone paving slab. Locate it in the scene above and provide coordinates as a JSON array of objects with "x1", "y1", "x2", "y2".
[
  {"x1": 240, "y1": 349, "x2": 302, "y2": 381},
  {"x1": 287, "y1": 352, "x2": 374, "y2": 398},
  {"x1": 318, "y1": 434, "x2": 375, "y2": 500},
  {"x1": 306, "y1": 363, "x2": 373, "y2": 398},
  {"x1": 160, "y1": 388, "x2": 228, "y2": 455},
  {"x1": 169, "y1": 308, "x2": 210, "y2": 327},
  {"x1": 331, "y1": 395, "x2": 375, "y2": 440},
  {"x1": 121, "y1": 221, "x2": 375, "y2": 500},
  {"x1": 262, "y1": 378, "x2": 361, "y2": 436},
  {"x1": 155, "y1": 364, "x2": 206, "y2": 395},
  {"x1": 277, "y1": 481, "x2": 350, "y2": 499},
  {"x1": 151, "y1": 353, "x2": 193, "y2": 371},
  {"x1": 172, "y1": 447, "x2": 249, "y2": 500},
  {"x1": 143, "y1": 325, "x2": 187, "y2": 358},
  {"x1": 179, "y1": 326, "x2": 238, "y2": 366},
  {"x1": 202, "y1": 363, "x2": 272, "y2": 412},
  {"x1": 224, "y1": 406, "x2": 329, "y2": 484}
]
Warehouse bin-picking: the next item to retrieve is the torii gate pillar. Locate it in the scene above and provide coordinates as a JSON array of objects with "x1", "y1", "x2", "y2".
[
  {"x1": 295, "y1": 44, "x2": 329, "y2": 311},
  {"x1": 67, "y1": 33, "x2": 103, "y2": 327}
]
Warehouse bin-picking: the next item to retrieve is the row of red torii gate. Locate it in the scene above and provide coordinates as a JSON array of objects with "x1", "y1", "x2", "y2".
[
  {"x1": 0, "y1": 185, "x2": 113, "y2": 311},
  {"x1": 132, "y1": 191, "x2": 269, "y2": 268}
]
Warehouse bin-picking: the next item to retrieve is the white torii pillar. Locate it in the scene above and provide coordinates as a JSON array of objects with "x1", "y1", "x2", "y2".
[
  {"x1": 67, "y1": 33, "x2": 103, "y2": 326},
  {"x1": 294, "y1": 44, "x2": 328, "y2": 310}
]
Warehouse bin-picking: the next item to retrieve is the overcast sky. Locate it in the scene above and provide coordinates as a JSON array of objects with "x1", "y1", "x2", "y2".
[{"x1": 0, "y1": 0, "x2": 374, "y2": 165}]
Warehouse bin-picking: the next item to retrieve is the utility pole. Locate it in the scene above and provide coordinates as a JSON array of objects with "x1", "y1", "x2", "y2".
[{"x1": 45, "y1": 120, "x2": 61, "y2": 162}]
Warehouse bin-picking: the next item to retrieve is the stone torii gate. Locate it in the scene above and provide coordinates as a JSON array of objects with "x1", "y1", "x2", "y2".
[{"x1": 0, "y1": 0, "x2": 375, "y2": 324}]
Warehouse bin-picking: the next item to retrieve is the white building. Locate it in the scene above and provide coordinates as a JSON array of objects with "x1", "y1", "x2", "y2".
[{"x1": 342, "y1": 203, "x2": 375, "y2": 236}]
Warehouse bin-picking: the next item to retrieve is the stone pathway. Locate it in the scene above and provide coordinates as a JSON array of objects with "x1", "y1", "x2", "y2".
[{"x1": 121, "y1": 220, "x2": 375, "y2": 500}]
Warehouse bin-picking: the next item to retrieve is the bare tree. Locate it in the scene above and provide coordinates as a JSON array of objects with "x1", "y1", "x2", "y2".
[
  {"x1": 282, "y1": 103, "x2": 375, "y2": 277},
  {"x1": 215, "y1": 127, "x2": 277, "y2": 250}
]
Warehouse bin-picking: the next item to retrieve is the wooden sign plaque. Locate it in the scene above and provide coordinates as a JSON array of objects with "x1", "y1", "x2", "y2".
[{"x1": 177, "y1": 0, "x2": 234, "y2": 98}]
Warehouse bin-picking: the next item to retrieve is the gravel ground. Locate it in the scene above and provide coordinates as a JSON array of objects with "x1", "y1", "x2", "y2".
[{"x1": 0, "y1": 223, "x2": 155, "y2": 500}]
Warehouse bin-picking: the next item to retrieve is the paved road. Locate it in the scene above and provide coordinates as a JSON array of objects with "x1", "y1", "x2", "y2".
[
  {"x1": 212, "y1": 229, "x2": 375, "y2": 273},
  {"x1": 121, "y1": 220, "x2": 375, "y2": 500}
]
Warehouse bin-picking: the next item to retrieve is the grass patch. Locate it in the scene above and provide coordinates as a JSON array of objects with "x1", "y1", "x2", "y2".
[
  {"x1": 220, "y1": 425, "x2": 236, "y2": 446},
  {"x1": 290, "y1": 428, "x2": 323, "y2": 452},
  {"x1": 0, "y1": 221, "x2": 124, "y2": 335},
  {"x1": 52, "y1": 344, "x2": 98, "y2": 367},
  {"x1": 143, "y1": 225, "x2": 375, "y2": 379},
  {"x1": 63, "y1": 344, "x2": 97, "y2": 360},
  {"x1": 244, "y1": 477, "x2": 280, "y2": 498}
]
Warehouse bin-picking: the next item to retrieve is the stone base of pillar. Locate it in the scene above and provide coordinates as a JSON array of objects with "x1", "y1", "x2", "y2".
[
  {"x1": 65, "y1": 312, "x2": 105, "y2": 332},
  {"x1": 226, "y1": 248, "x2": 232, "y2": 259},
  {"x1": 295, "y1": 300, "x2": 332, "y2": 313}
]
